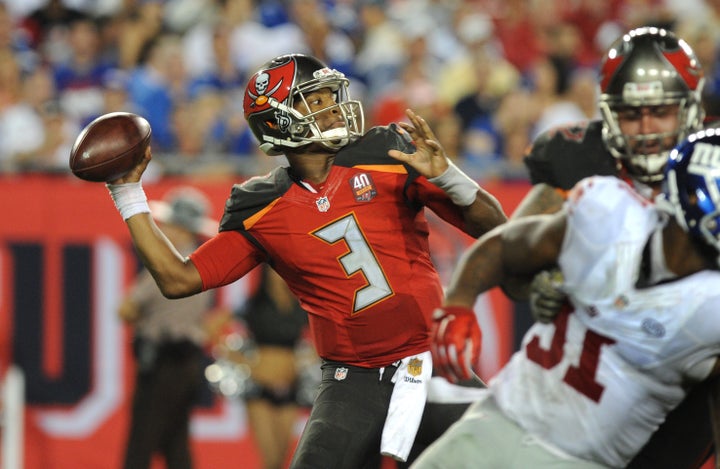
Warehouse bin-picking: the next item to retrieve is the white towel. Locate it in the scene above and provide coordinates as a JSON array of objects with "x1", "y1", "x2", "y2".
[
  {"x1": 426, "y1": 376, "x2": 487, "y2": 404},
  {"x1": 380, "y1": 351, "x2": 432, "y2": 462}
]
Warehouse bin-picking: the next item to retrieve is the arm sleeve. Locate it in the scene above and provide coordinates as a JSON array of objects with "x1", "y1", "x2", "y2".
[
  {"x1": 408, "y1": 176, "x2": 467, "y2": 232},
  {"x1": 189, "y1": 231, "x2": 265, "y2": 290}
]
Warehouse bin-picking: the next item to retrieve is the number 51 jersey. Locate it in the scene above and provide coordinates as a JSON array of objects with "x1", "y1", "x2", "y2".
[
  {"x1": 490, "y1": 176, "x2": 720, "y2": 468},
  {"x1": 190, "y1": 125, "x2": 470, "y2": 368}
]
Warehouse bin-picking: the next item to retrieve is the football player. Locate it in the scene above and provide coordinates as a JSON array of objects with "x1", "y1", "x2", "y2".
[
  {"x1": 104, "y1": 54, "x2": 506, "y2": 468},
  {"x1": 512, "y1": 27, "x2": 715, "y2": 469},
  {"x1": 418, "y1": 128, "x2": 720, "y2": 468}
]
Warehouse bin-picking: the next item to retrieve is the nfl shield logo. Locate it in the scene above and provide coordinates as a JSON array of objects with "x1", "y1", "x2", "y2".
[
  {"x1": 316, "y1": 196, "x2": 330, "y2": 212},
  {"x1": 334, "y1": 367, "x2": 348, "y2": 381},
  {"x1": 408, "y1": 358, "x2": 423, "y2": 377}
]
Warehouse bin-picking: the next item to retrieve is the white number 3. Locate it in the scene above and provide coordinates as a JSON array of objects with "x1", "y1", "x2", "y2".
[{"x1": 312, "y1": 213, "x2": 393, "y2": 313}]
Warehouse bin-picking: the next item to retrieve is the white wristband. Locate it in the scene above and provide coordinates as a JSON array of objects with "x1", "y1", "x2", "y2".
[
  {"x1": 106, "y1": 182, "x2": 150, "y2": 221},
  {"x1": 428, "y1": 161, "x2": 479, "y2": 207}
]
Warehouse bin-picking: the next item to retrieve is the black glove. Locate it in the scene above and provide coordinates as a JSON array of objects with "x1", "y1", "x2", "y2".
[{"x1": 529, "y1": 268, "x2": 566, "y2": 324}]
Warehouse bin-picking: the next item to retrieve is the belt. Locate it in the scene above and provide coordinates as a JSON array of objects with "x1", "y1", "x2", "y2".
[{"x1": 321, "y1": 360, "x2": 399, "y2": 383}]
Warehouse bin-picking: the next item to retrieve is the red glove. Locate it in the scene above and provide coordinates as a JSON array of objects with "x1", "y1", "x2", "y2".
[{"x1": 431, "y1": 305, "x2": 482, "y2": 383}]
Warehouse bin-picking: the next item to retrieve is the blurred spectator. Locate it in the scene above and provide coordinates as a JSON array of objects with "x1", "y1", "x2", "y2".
[
  {"x1": 386, "y1": 0, "x2": 465, "y2": 66},
  {"x1": 163, "y1": 0, "x2": 217, "y2": 33},
  {"x1": 288, "y1": 0, "x2": 356, "y2": 78},
  {"x1": 0, "y1": 2, "x2": 37, "y2": 73},
  {"x1": 127, "y1": 33, "x2": 188, "y2": 151},
  {"x1": 446, "y1": 39, "x2": 524, "y2": 179},
  {"x1": 80, "y1": 67, "x2": 137, "y2": 127},
  {"x1": 0, "y1": 51, "x2": 77, "y2": 173},
  {"x1": 119, "y1": 186, "x2": 218, "y2": 469},
  {"x1": 436, "y1": 8, "x2": 516, "y2": 109},
  {"x1": 354, "y1": 0, "x2": 406, "y2": 102},
  {"x1": 369, "y1": 17, "x2": 444, "y2": 127},
  {"x1": 171, "y1": 84, "x2": 225, "y2": 156},
  {"x1": 491, "y1": 0, "x2": 545, "y2": 75},
  {"x1": 617, "y1": 0, "x2": 676, "y2": 30},
  {"x1": 452, "y1": 47, "x2": 502, "y2": 133},
  {"x1": 0, "y1": 0, "x2": 702, "y2": 179},
  {"x1": 52, "y1": 13, "x2": 116, "y2": 124},
  {"x1": 117, "y1": 0, "x2": 167, "y2": 69},
  {"x1": 676, "y1": 18, "x2": 720, "y2": 118},
  {"x1": 558, "y1": 0, "x2": 624, "y2": 66},
  {"x1": 530, "y1": 57, "x2": 587, "y2": 138},
  {"x1": 182, "y1": 0, "x2": 243, "y2": 85},
  {"x1": 226, "y1": 0, "x2": 307, "y2": 79},
  {"x1": 19, "y1": 0, "x2": 85, "y2": 61},
  {"x1": 0, "y1": 49, "x2": 42, "y2": 171},
  {"x1": 207, "y1": 265, "x2": 317, "y2": 469}
]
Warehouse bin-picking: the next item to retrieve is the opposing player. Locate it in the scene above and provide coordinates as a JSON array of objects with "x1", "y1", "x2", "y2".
[
  {"x1": 512, "y1": 27, "x2": 715, "y2": 468},
  {"x1": 414, "y1": 128, "x2": 720, "y2": 468},
  {"x1": 103, "y1": 54, "x2": 506, "y2": 468}
]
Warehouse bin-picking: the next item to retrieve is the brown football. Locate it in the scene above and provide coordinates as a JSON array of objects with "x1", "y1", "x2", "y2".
[{"x1": 69, "y1": 112, "x2": 152, "y2": 182}]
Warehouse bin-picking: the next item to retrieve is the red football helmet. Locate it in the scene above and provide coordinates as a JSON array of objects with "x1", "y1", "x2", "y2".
[
  {"x1": 243, "y1": 54, "x2": 364, "y2": 155},
  {"x1": 598, "y1": 27, "x2": 705, "y2": 183}
]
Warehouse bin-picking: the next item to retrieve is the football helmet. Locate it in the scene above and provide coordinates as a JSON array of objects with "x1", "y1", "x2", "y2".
[
  {"x1": 598, "y1": 27, "x2": 705, "y2": 183},
  {"x1": 662, "y1": 128, "x2": 720, "y2": 265},
  {"x1": 243, "y1": 54, "x2": 364, "y2": 155}
]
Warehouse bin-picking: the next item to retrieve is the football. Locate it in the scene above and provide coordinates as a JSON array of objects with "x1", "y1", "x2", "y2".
[{"x1": 69, "y1": 112, "x2": 152, "y2": 182}]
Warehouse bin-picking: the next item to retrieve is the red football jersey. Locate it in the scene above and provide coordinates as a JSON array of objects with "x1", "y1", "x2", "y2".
[{"x1": 190, "y1": 126, "x2": 470, "y2": 367}]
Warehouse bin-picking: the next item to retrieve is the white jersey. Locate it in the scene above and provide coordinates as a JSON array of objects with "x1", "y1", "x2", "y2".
[{"x1": 491, "y1": 176, "x2": 720, "y2": 468}]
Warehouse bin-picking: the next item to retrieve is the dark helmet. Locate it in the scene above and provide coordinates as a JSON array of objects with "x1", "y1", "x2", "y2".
[
  {"x1": 598, "y1": 27, "x2": 705, "y2": 183},
  {"x1": 661, "y1": 128, "x2": 720, "y2": 265},
  {"x1": 243, "y1": 54, "x2": 364, "y2": 155}
]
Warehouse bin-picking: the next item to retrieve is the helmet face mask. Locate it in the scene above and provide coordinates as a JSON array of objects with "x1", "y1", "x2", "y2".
[
  {"x1": 661, "y1": 129, "x2": 720, "y2": 266},
  {"x1": 599, "y1": 27, "x2": 705, "y2": 184},
  {"x1": 244, "y1": 54, "x2": 364, "y2": 155}
]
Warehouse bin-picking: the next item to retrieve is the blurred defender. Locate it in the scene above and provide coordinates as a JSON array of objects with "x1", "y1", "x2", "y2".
[{"x1": 419, "y1": 128, "x2": 720, "y2": 468}]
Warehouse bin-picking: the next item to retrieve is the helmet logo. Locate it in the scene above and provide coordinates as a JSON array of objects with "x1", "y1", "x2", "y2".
[
  {"x1": 622, "y1": 81, "x2": 663, "y2": 101},
  {"x1": 689, "y1": 142, "x2": 720, "y2": 173},
  {"x1": 663, "y1": 47, "x2": 702, "y2": 90},
  {"x1": 247, "y1": 72, "x2": 283, "y2": 107},
  {"x1": 313, "y1": 67, "x2": 337, "y2": 79}
]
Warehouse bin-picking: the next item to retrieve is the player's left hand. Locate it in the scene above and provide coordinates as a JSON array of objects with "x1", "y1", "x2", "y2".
[
  {"x1": 529, "y1": 268, "x2": 566, "y2": 324},
  {"x1": 431, "y1": 305, "x2": 482, "y2": 383},
  {"x1": 388, "y1": 108, "x2": 449, "y2": 179}
]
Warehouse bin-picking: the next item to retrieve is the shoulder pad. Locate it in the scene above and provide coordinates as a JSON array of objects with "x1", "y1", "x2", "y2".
[
  {"x1": 524, "y1": 120, "x2": 617, "y2": 190},
  {"x1": 219, "y1": 167, "x2": 292, "y2": 232},
  {"x1": 566, "y1": 175, "x2": 654, "y2": 245},
  {"x1": 334, "y1": 124, "x2": 416, "y2": 168}
]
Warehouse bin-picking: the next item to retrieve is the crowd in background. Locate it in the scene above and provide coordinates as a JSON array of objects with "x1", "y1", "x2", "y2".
[{"x1": 2, "y1": 0, "x2": 720, "y2": 181}]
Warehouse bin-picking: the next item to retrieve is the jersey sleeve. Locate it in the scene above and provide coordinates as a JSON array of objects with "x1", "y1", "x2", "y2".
[
  {"x1": 189, "y1": 231, "x2": 265, "y2": 290},
  {"x1": 408, "y1": 177, "x2": 467, "y2": 231},
  {"x1": 564, "y1": 175, "x2": 651, "y2": 245},
  {"x1": 560, "y1": 176, "x2": 654, "y2": 291}
]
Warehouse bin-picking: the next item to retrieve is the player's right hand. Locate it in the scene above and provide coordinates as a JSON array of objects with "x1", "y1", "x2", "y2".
[
  {"x1": 431, "y1": 305, "x2": 481, "y2": 383},
  {"x1": 108, "y1": 146, "x2": 152, "y2": 185},
  {"x1": 529, "y1": 268, "x2": 566, "y2": 324}
]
